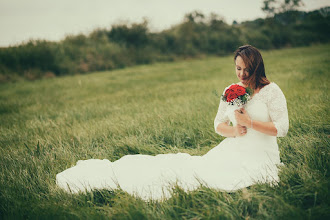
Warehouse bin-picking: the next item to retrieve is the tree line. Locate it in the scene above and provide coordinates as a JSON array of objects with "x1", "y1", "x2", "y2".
[{"x1": 0, "y1": 7, "x2": 329, "y2": 82}]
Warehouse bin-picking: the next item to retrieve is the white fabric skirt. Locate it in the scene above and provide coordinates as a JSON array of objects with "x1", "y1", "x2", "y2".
[{"x1": 56, "y1": 132, "x2": 282, "y2": 201}]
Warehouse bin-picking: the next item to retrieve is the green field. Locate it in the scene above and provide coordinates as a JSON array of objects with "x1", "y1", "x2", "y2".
[{"x1": 0, "y1": 44, "x2": 329, "y2": 219}]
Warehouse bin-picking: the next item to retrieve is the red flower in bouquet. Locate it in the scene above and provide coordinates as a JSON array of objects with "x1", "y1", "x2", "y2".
[{"x1": 222, "y1": 84, "x2": 253, "y2": 106}]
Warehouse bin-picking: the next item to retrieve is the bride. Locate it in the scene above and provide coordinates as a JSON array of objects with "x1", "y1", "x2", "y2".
[{"x1": 56, "y1": 45, "x2": 289, "y2": 201}]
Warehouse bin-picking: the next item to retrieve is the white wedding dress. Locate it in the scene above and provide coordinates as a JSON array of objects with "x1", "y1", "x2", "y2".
[{"x1": 56, "y1": 82, "x2": 289, "y2": 201}]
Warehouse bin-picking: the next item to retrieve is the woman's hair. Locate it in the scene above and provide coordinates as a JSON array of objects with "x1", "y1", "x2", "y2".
[{"x1": 234, "y1": 45, "x2": 270, "y2": 90}]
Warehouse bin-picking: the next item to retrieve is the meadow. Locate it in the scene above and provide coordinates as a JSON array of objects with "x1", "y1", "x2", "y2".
[{"x1": 0, "y1": 44, "x2": 329, "y2": 219}]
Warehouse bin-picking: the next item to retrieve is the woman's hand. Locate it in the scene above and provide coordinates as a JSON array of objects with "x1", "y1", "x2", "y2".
[
  {"x1": 216, "y1": 122, "x2": 247, "y2": 137},
  {"x1": 235, "y1": 108, "x2": 278, "y2": 136},
  {"x1": 235, "y1": 108, "x2": 251, "y2": 128},
  {"x1": 234, "y1": 124, "x2": 247, "y2": 137}
]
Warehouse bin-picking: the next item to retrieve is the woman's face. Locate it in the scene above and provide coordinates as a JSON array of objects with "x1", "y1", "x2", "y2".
[{"x1": 235, "y1": 56, "x2": 249, "y2": 86}]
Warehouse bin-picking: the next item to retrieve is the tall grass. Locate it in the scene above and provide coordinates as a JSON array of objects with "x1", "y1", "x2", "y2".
[{"x1": 0, "y1": 44, "x2": 329, "y2": 219}]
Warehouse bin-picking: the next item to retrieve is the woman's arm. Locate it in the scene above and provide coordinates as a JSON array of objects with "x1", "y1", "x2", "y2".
[
  {"x1": 235, "y1": 108, "x2": 278, "y2": 136},
  {"x1": 235, "y1": 83, "x2": 289, "y2": 137},
  {"x1": 214, "y1": 85, "x2": 231, "y2": 135},
  {"x1": 216, "y1": 121, "x2": 248, "y2": 137}
]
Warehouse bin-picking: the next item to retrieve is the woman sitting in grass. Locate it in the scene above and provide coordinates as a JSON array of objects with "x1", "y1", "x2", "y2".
[{"x1": 56, "y1": 45, "x2": 289, "y2": 201}]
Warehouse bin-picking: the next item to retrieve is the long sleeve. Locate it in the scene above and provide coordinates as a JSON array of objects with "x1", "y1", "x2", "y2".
[
  {"x1": 267, "y1": 83, "x2": 289, "y2": 137},
  {"x1": 214, "y1": 86, "x2": 231, "y2": 135}
]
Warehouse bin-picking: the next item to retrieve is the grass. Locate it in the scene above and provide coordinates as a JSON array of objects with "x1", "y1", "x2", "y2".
[{"x1": 0, "y1": 43, "x2": 329, "y2": 219}]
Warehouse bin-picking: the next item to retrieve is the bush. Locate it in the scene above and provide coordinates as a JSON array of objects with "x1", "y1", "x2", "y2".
[{"x1": 0, "y1": 8, "x2": 329, "y2": 82}]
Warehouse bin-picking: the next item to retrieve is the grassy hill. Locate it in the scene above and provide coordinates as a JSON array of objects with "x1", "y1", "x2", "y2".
[{"x1": 0, "y1": 44, "x2": 329, "y2": 219}]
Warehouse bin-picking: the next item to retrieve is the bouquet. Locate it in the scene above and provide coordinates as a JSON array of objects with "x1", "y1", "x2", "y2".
[{"x1": 221, "y1": 84, "x2": 253, "y2": 106}]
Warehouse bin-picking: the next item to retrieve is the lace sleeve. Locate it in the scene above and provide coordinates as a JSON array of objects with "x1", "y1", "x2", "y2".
[
  {"x1": 267, "y1": 83, "x2": 289, "y2": 137},
  {"x1": 214, "y1": 85, "x2": 231, "y2": 135}
]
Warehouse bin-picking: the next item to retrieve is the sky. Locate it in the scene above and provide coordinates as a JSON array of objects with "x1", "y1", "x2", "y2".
[{"x1": 0, "y1": 0, "x2": 328, "y2": 47}]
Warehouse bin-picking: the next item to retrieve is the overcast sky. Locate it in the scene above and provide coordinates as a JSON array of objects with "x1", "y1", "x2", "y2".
[{"x1": 0, "y1": 0, "x2": 328, "y2": 47}]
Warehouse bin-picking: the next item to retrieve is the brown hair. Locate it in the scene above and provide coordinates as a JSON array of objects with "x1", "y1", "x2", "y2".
[{"x1": 234, "y1": 45, "x2": 270, "y2": 90}]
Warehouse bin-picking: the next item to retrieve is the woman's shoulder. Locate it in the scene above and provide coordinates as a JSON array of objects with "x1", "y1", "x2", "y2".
[
  {"x1": 264, "y1": 82, "x2": 287, "y2": 102},
  {"x1": 267, "y1": 82, "x2": 284, "y2": 93},
  {"x1": 222, "y1": 82, "x2": 283, "y2": 92}
]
